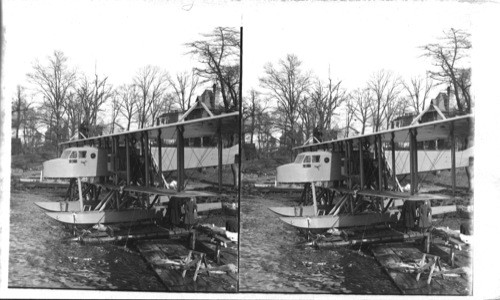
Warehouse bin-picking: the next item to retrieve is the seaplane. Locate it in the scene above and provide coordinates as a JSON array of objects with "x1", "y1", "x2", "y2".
[
  {"x1": 269, "y1": 113, "x2": 473, "y2": 231},
  {"x1": 35, "y1": 94, "x2": 240, "y2": 227}
]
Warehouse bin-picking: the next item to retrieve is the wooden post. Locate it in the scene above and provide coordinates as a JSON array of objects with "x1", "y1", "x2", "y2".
[
  {"x1": 311, "y1": 182, "x2": 318, "y2": 215},
  {"x1": 409, "y1": 129, "x2": 415, "y2": 195},
  {"x1": 189, "y1": 230, "x2": 196, "y2": 250},
  {"x1": 125, "y1": 135, "x2": 131, "y2": 185},
  {"x1": 359, "y1": 138, "x2": 364, "y2": 190},
  {"x1": 218, "y1": 120, "x2": 223, "y2": 193},
  {"x1": 182, "y1": 251, "x2": 192, "y2": 278},
  {"x1": 113, "y1": 136, "x2": 118, "y2": 186},
  {"x1": 347, "y1": 140, "x2": 353, "y2": 190},
  {"x1": 413, "y1": 129, "x2": 418, "y2": 194},
  {"x1": 450, "y1": 247, "x2": 456, "y2": 267},
  {"x1": 450, "y1": 122, "x2": 456, "y2": 196},
  {"x1": 416, "y1": 254, "x2": 426, "y2": 281},
  {"x1": 427, "y1": 258, "x2": 436, "y2": 285},
  {"x1": 377, "y1": 136, "x2": 383, "y2": 192},
  {"x1": 77, "y1": 177, "x2": 84, "y2": 212},
  {"x1": 177, "y1": 126, "x2": 185, "y2": 192},
  {"x1": 157, "y1": 129, "x2": 163, "y2": 187},
  {"x1": 144, "y1": 131, "x2": 150, "y2": 187},
  {"x1": 425, "y1": 231, "x2": 431, "y2": 253},
  {"x1": 215, "y1": 243, "x2": 221, "y2": 264},
  {"x1": 391, "y1": 132, "x2": 396, "y2": 186}
]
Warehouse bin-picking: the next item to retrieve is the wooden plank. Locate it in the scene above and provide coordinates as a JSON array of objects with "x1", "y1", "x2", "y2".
[
  {"x1": 136, "y1": 239, "x2": 237, "y2": 292},
  {"x1": 371, "y1": 243, "x2": 471, "y2": 295}
]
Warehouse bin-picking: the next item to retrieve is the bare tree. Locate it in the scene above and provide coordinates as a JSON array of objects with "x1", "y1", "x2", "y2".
[
  {"x1": 456, "y1": 68, "x2": 471, "y2": 112},
  {"x1": 422, "y1": 28, "x2": 471, "y2": 113},
  {"x1": 306, "y1": 74, "x2": 347, "y2": 140},
  {"x1": 385, "y1": 97, "x2": 409, "y2": 129},
  {"x1": 351, "y1": 88, "x2": 372, "y2": 135},
  {"x1": 255, "y1": 110, "x2": 277, "y2": 157},
  {"x1": 27, "y1": 50, "x2": 76, "y2": 153},
  {"x1": 65, "y1": 92, "x2": 83, "y2": 139},
  {"x1": 186, "y1": 27, "x2": 240, "y2": 110},
  {"x1": 11, "y1": 85, "x2": 31, "y2": 140},
  {"x1": 343, "y1": 97, "x2": 357, "y2": 138},
  {"x1": 402, "y1": 76, "x2": 434, "y2": 114},
  {"x1": 133, "y1": 65, "x2": 168, "y2": 128},
  {"x1": 150, "y1": 93, "x2": 175, "y2": 127},
  {"x1": 73, "y1": 72, "x2": 113, "y2": 136},
  {"x1": 168, "y1": 71, "x2": 199, "y2": 111},
  {"x1": 109, "y1": 91, "x2": 122, "y2": 134},
  {"x1": 260, "y1": 54, "x2": 310, "y2": 153},
  {"x1": 298, "y1": 96, "x2": 315, "y2": 142},
  {"x1": 243, "y1": 89, "x2": 266, "y2": 144},
  {"x1": 117, "y1": 84, "x2": 138, "y2": 131},
  {"x1": 22, "y1": 106, "x2": 43, "y2": 153},
  {"x1": 367, "y1": 70, "x2": 402, "y2": 132}
]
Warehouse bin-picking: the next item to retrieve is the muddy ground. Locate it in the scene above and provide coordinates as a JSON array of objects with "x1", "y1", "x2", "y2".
[{"x1": 238, "y1": 188, "x2": 471, "y2": 294}]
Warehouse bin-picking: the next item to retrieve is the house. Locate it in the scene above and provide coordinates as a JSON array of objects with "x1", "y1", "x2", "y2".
[
  {"x1": 156, "y1": 86, "x2": 219, "y2": 126},
  {"x1": 156, "y1": 110, "x2": 183, "y2": 126},
  {"x1": 154, "y1": 86, "x2": 223, "y2": 147},
  {"x1": 392, "y1": 88, "x2": 455, "y2": 129}
]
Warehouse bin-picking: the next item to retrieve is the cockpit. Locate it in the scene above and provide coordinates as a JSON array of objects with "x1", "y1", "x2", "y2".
[
  {"x1": 61, "y1": 149, "x2": 95, "y2": 163},
  {"x1": 294, "y1": 153, "x2": 327, "y2": 168}
]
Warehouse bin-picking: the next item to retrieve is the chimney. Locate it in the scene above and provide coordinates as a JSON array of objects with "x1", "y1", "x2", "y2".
[
  {"x1": 445, "y1": 86, "x2": 450, "y2": 112},
  {"x1": 212, "y1": 83, "x2": 217, "y2": 109}
]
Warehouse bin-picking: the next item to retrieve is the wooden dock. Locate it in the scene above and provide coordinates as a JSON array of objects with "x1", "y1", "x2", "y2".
[
  {"x1": 371, "y1": 241, "x2": 471, "y2": 295},
  {"x1": 136, "y1": 234, "x2": 237, "y2": 292}
]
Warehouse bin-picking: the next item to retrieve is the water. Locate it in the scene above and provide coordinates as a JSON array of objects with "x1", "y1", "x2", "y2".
[
  {"x1": 239, "y1": 193, "x2": 399, "y2": 294},
  {"x1": 9, "y1": 189, "x2": 165, "y2": 291}
]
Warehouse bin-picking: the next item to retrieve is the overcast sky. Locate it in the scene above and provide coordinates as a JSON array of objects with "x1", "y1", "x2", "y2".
[
  {"x1": 242, "y1": 1, "x2": 477, "y2": 98},
  {"x1": 3, "y1": 0, "x2": 241, "y2": 106}
]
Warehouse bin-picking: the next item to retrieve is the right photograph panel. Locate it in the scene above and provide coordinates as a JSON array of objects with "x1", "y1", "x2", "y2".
[{"x1": 239, "y1": 2, "x2": 474, "y2": 295}]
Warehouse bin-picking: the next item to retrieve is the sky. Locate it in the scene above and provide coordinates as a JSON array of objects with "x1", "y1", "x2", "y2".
[
  {"x1": 242, "y1": 1, "x2": 477, "y2": 98},
  {"x1": 2, "y1": 0, "x2": 241, "y2": 107}
]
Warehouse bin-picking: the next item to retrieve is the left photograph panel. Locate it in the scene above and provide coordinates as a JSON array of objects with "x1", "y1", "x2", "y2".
[{"x1": 4, "y1": 0, "x2": 240, "y2": 294}]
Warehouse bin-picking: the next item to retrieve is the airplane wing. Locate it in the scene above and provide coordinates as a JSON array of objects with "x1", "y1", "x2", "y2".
[
  {"x1": 332, "y1": 188, "x2": 454, "y2": 201},
  {"x1": 96, "y1": 183, "x2": 222, "y2": 198},
  {"x1": 294, "y1": 114, "x2": 473, "y2": 151},
  {"x1": 60, "y1": 111, "x2": 239, "y2": 146}
]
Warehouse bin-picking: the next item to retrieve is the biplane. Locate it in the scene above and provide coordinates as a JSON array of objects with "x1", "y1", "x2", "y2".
[
  {"x1": 36, "y1": 99, "x2": 240, "y2": 226},
  {"x1": 269, "y1": 114, "x2": 473, "y2": 230}
]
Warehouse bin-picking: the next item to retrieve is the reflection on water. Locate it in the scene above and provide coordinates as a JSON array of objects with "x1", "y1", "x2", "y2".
[
  {"x1": 239, "y1": 193, "x2": 399, "y2": 294},
  {"x1": 9, "y1": 190, "x2": 164, "y2": 291}
]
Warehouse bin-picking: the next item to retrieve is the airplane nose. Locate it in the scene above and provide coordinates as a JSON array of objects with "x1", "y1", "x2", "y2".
[
  {"x1": 276, "y1": 163, "x2": 296, "y2": 183},
  {"x1": 43, "y1": 158, "x2": 65, "y2": 178}
]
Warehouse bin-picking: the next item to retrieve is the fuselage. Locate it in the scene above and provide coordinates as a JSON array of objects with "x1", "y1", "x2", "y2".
[
  {"x1": 276, "y1": 151, "x2": 342, "y2": 184},
  {"x1": 43, "y1": 147, "x2": 110, "y2": 178}
]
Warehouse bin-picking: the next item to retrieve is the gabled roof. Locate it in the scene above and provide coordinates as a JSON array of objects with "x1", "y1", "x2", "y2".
[{"x1": 410, "y1": 99, "x2": 447, "y2": 125}]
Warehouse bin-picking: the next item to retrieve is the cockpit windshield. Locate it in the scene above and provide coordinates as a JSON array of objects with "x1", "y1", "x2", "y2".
[
  {"x1": 61, "y1": 149, "x2": 72, "y2": 159},
  {"x1": 294, "y1": 154, "x2": 305, "y2": 163}
]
